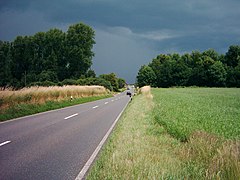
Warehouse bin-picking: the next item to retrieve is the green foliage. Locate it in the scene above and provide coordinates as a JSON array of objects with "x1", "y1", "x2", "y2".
[
  {"x1": 61, "y1": 79, "x2": 78, "y2": 85},
  {"x1": 66, "y1": 23, "x2": 95, "y2": 78},
  {"x1": 224, "y1": 45, "x2": 240, "y2": 67},
  {"x1": 29, "y1": 81, "x2": 57, "y2": 87},
  {"x1": 207, "y1": 61, "x2": 227, "y2": 87},
  {"x1": 77, "y1": 77, "x2": 113, "y2": 91},
  {"x1": 117, "y1": 78, "x2": 126, "y2": 89},
  {"x1": 138, "y1": 46, "x2": 240, "y2": 88},
  {"x1": 0, "y1": 22, "x2": 96, "y2": 88},
  {"x1": 0, "y1": 41, "x2": 12, "y2": 87},
  {"x1": 38, "y1": 70, "x2": 58, "y2": 82},
  {"x1": 86, "y1": 69, "x2": 96, "y2": 78},
  {"x1": 136, "y1": 65, "x2": 156, "y2": 87},
  {"x1": 99, "y1": 73, "x2": 119, "y2": 91}
]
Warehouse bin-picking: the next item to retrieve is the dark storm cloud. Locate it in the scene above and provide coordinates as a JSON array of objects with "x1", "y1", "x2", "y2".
[{"x1": 0, "y1": 0, "x2": 240, "y2": 82}]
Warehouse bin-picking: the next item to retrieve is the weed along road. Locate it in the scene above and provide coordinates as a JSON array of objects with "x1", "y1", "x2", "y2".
[{"x1": 0, "y1": 91, "x2": 131, "y2": 180}]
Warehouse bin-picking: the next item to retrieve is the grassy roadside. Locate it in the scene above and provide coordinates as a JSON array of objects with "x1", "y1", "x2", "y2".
[
  {"x1": 87, "y1": 88, "x2": 183, "y2": 179},
  {"x1": 0, "y1": 95, "x2": 111, "y2": 122}
]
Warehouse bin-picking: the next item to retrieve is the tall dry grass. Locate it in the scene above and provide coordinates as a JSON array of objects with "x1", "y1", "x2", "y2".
[
  {"x1": 139, "y1": 86, "x2": 153, "y2": 100},
  {"x1": 0, "y1": 85, "x2": 109, "y2": 110},
  {"x1": 180, "y1": 131, "x2": 240, "y2": 179}
]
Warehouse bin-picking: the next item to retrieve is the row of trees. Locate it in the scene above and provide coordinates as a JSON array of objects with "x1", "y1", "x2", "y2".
[
  {"x1": 0, "y1": 22, "x2": 126, "y2": 91},
  {"x1": 29, "y1": 73, "x2": 125, "y2": 92},
  {"x1": 136, "y1": 45, "x2": 240, "y2": 87}
]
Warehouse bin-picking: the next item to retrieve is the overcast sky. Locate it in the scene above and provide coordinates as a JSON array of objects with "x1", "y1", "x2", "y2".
[{"x1": 0, "y1": 0, "x2": 240, "y2": 83}]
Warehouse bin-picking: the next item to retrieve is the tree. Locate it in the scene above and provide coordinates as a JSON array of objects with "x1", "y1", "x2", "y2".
[
  {"x1": 11, "y1": 36, "x2": 32, "y2": 87},
  {"x1": 86, "y1": 69, "x2": 96, "y2": 78},
  {"x1": 226, "y1": 62, "x2": 240, "y2": 87},
  {"x1": 66, "y1": 23, "x2": 95, "y2": 78},
  {"x1": 99, "y1": 73, "x2": 119, "y2": 91},
  {"x1": 224, "y1": 45, "x2": 240, "y2": 67},
  {"x1": 207, "y1": 61, "x2": 227, "y2": 87},
  {"x1": 0, "y1": 41, "x2": 12, "y2": 87},
  {"x1": 202, "y1": 49, "x2": 219, "y2": 61},
  {"x1": 149, "y1": 54, "x2": 173, "y2": 87},
  {"x1": 136, "y1": 65, "x2": 156, "y2": 87},
  {"x1": 171, "y1": 61, "x2": 191, "y2": 86},
  {"x1": 118, "y1": 78, "x2": 126, "y2": 89},
  {"x1": 139, "y1": 50, "x2": 230, "y2": 87}
]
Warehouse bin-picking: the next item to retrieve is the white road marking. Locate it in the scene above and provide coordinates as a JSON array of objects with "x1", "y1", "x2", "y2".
[
  {"x1": 92, "y1": 106, "x2": 99, "y2": 109},
  {"x1": 111, "y1": 100, "x2": 114, "y2": 102},
  {"x1": 0, "y1": 141, "x2": 11, "y2": 147},
  {"x1": 104, "y1": 102, "x2": 108, "y2": 105},
  {"x1": 64, "y1": 113, "x2": 78, "y2": 120}
]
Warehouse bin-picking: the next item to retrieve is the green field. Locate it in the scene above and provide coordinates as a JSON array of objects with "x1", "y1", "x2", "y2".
[
  {"x1": 152, "y1": 88, "x2": 240, "y2": 141},
  {"x1": 87, "y1": 88, "x2": 240, "y2": 179}
]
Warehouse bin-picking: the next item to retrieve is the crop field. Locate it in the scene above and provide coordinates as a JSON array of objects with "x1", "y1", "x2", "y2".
[
  {"x1": 152, "y1": 88, "x2": 240, "y2": 141},
  {"x1": 153, "y1": 88, "x2": 240, "y2": 179},
  {"x1": 0, "y1": 85, "x2": 109, "y2": 109},
  {"x1": 0, "y1": 85, "x2": 110, "y2": 121}
]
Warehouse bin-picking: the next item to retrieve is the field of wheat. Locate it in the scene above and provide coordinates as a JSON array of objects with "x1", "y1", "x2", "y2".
[{"x1": 0, "y1": 85, "x2": 109, "y2": 110}]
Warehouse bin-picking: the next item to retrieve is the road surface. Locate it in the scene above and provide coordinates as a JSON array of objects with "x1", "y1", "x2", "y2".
[{"x1": 0, "y1": 91, "x2": 131, "y2": 180}]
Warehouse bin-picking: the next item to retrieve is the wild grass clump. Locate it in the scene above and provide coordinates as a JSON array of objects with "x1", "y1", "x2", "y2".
[
  {"x1": 180, "y1": 131, "x2": 240, "y2": 179},
  {"x1": 139, "y1": 86, "x2": 153, "y2": 100},
  {"x1": 0, "y1": 85, "x2": 109, "y2": 110}
]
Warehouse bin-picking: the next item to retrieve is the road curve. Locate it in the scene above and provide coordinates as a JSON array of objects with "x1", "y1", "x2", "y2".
[{"x1": 0, "y1": 92, "x2": 131, "y2": 180}]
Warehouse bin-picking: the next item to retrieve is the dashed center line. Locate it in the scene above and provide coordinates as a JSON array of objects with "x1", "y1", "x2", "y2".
[
  {"x1": 93, "y1": 106, "x2": 99, "y2": 109},
  {"x1": 111, "y1": 100, "x2": 114, "y2": 102},
  {"x1": 104, "y1": 102, "x2": 109, "y2": 104},
  {"x1": 64, "y1": 113, "x2": 78, "y2": 120},
  {"x1": 0, "y1": 141, "x2": 11, "y2": 147}
]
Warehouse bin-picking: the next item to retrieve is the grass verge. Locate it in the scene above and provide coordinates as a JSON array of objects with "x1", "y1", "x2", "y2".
[{"x1": 0, "y1": 95, "x2": 111, "y2": 122}]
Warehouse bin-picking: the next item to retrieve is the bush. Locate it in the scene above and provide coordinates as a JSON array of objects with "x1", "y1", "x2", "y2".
[
  {"x1": 77, "y1": 77, "x2": 113, "y2": 91},
  {"x1": 29, "y1": 81, "x2": 56, "y2": 87},
  {"x1": 61, "y1": 79, "x2": 77, "y2": 85}
]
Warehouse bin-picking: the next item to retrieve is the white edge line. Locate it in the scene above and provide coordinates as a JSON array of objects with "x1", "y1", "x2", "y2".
[
  {"x1": 64, "y1": 113, "x2": 78, "y2": 120},
  {"x1": 0, "y1": 141, "x2": 11, "y2": 147},
  {"x1": 92, "y1": 106, "x2": 99, "y2": 109},
  {"x1": 75, "y1": 99, "x2": 130, "y2": 180}
]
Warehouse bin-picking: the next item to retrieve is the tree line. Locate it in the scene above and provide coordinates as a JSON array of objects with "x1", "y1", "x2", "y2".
[
  {"x1": 0, "y1": 22, "x2": 126, "y2": 91},
  {"x1": 136, "y1": 45, "x2": 240, "y2": 88}
]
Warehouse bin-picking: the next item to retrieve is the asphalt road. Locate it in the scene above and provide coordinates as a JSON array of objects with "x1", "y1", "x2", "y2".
[{"x1": 0, "y1": 91, "x2": 131, "y2": 180}]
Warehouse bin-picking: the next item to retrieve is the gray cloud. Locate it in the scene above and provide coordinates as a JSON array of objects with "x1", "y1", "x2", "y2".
[
  {"x1": 0, "y1": 0, "x2": 240, "y2": 82},
  {"x1": 92, "y1": 27, "x2": 158, "y2": 83}
]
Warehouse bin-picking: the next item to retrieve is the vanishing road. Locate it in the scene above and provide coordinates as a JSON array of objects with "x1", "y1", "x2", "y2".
[{"x1": 0, "y1": 91, "x2": 131, "y2": 180}]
